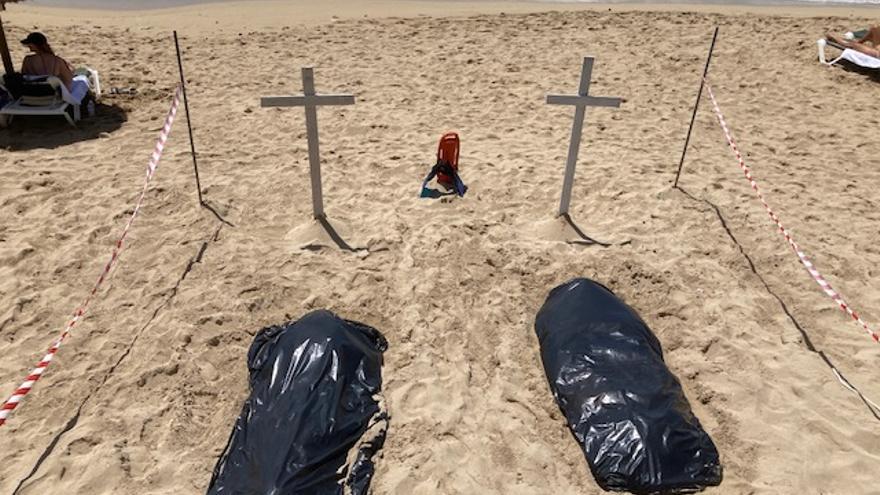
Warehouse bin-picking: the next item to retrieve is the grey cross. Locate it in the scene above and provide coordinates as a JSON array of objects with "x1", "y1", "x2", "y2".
[{"x1": 262, "y1": 67, "x2": 355, "y2": 219}]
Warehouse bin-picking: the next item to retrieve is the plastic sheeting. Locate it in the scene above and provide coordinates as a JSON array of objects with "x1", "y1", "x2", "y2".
[
  {"x1": 207, "y1": 310, "x2": 388, "y2": 495},
  {"x1": 535, "y1": 278, "x2": 723, "y2": 494}
]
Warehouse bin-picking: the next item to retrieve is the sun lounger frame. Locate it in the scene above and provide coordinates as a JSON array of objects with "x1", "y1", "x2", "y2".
[
  {"x1": 817, "y1": 38, "x2": 880, "y2": 68},
  {"x1": 1, "y1": 98, "x2": 78, "y2": 125},
  {"x1": 0, "y1": 69, "x2": 100, "y2": 127}
]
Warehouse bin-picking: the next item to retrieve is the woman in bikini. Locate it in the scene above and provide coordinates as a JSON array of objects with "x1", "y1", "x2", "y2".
[
  {"x1": 827, "y1": 25, "x2": 880, "y2": 59},
  {"x1": 20, "y1": 32, "x2": 75, "y2": 90}
]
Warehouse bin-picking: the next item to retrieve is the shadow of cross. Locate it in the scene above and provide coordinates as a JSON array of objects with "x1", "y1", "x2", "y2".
[
  {"x1": 547, "y1": 57, "x2": 621, "y2": 217},
  {"x1": 261, "y1": 67, "x2": 356, "y2": 220}
]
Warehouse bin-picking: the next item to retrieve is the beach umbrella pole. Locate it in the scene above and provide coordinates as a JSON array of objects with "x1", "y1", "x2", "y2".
[
  {"x1": 173, "y1": 30, "x2": 204, "y2": 205},
  {"x1": 673, "y1": 26, "x2": 719, "y2": 189},
  {"x1": 0, "y1": 11, "x2": 15, "y2": 76}
]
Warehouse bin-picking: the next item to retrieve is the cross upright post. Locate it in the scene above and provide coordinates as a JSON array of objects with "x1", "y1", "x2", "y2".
[
  {"x1": 547, "y1": 57, "x2": 621, "y2": 217},
  {"x1": 261, "y1": 67, "x2": 355, "y2": 220}
]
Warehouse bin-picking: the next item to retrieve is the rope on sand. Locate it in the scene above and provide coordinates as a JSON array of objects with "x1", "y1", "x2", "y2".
[
  {"x1": 704, "y1": 78, "x2": 879, "y2": 346},
  {"x1": 0, "y1": 86, "x2": 183, "y2": 428}
]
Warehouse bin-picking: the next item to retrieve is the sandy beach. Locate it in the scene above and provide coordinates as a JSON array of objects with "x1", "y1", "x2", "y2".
[{"x1": 1, "y1": 0, "x2": 879, "y2": 493}]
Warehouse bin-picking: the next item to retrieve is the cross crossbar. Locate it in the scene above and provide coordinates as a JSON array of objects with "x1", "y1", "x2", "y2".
[
  {"x1": 546, "y1": 95, "x2": 621, "y2": 108},
  {"x1": 260, "y1": 67, "x2": 355, "y2": 220},
  {"x1": 546, "y1": 56, "x2": 621, "y2": 217},
  {"x1": 260, "y1": 94, "x2": 355, "y2": 108}
]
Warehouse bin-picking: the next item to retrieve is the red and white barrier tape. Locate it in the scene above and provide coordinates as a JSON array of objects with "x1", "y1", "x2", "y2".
[
  {"x1": 0, "y1": 86, "x2": 182, "y2": 427},
  {"x1": 703, "y1": 78, "x2": 880, "y2": 345}
]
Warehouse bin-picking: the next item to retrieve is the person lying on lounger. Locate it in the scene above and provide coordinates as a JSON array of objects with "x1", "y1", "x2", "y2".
[
  {"x1": 827, "y1": 26, "x2": 880, "y2": 58},
  {"x1": 20, "y1": 32, "x2": 75, "y2": 90}
]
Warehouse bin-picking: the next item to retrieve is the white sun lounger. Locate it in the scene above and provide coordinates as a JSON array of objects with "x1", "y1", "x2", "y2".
[
  {"x1": 817, "y1": 38, "x2": 880, "y2": 69},
  {"x1": 0, "y1": 68, "x2": 101, "y2": 126}
]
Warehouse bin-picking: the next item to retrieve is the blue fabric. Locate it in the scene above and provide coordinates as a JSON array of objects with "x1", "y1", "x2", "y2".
[{"x1": 419, "y1": 160, "x2": 467, "y2": 198}]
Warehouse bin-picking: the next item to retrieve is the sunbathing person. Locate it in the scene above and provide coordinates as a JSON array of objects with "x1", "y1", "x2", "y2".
[
  {"x1": 20, "y1": 32, "x2": 75, "y2": 89},
  {"x1": 827, "y1": 26, "x2": 880, "y2": 58}
]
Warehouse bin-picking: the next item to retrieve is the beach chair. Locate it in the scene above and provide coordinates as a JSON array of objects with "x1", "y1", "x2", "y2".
[
  {"x1": 0, "y1": 68, "x2": 101, "y2": 126},
  {"x1": 419, "y1": 132, "x2": 467, "y2": 198},
  {"x1": 76, "y1": 67, "x2": 102, "y2": 97},
  {"x1": 436, "y1": 132, "x2": 460, "y2": 188},
  {"x1": 817, "y1": 38, "x2": 880, "y2": 70}
]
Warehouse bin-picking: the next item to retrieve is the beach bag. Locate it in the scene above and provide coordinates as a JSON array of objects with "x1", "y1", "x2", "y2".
[
  {"x1": 22, "y1": 77, "x2": 62, "y2": 106},
  {"x1": 534, "y1": 278, "x2": 723, "y2": 494},
  {"x1": 2, "y1": 72, "x2": 26, "y2": 99},
  {"x1": 207, "y1": 310, "x2": 389, "y2": 495}
]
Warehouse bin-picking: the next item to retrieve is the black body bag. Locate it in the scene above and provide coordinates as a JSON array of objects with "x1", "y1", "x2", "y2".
[
  {"x1": 534, "y1": 278, "x2": 722, "y2": 493},
  {"x1": 207, "y1": 310, "x2": 388, "y2": 495}
]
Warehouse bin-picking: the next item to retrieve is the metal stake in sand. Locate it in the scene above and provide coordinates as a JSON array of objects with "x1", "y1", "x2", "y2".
[
  {"x1": 673, "y1": 26, "x2": 719, "y2": 189},
  {"x1": 261, "y1": 68, "x2": 355, "y2": 220},
  {"x1": 547, "y1": 57, "x2": 621, "y2": 217},
  {"x1": 173, "y1": 31, "x2": 204, "y2": 205}
]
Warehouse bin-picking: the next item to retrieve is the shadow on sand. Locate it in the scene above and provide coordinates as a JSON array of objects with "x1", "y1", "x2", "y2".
[
  {"x1": 838, "y1": 61, "x2": 880, "y2": 83},
  {"x1": 419, "y1": 188, "x2": 456, "y2": 199},
  {"x1": 289, "y1": 215, "x2": 366, "y2": 253},
  {"x1": 560, "y1": 213, "x2": 613, "y2": 247},
  {"x1": 200, "y1": 200, "x2": 235, "y2": 227},
  {"x1": 316, "y1": 216, "x2": 367, "y2": 253},
  {"x1": 0, "y1": 101, "x2": 127, "y2": 151}
]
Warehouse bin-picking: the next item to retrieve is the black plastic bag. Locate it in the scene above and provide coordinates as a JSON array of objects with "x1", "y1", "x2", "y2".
[
  {"x1": 207, "y1": 310, "x2": 389, "y2": 495},
  {"x1": 534, "y1": 278, "x2": 722, "y2": 494}
]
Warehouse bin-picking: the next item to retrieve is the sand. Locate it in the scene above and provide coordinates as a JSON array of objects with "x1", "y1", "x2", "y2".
[{"x1": 1, "y1": 1, "x2": 879, "y2": 493}]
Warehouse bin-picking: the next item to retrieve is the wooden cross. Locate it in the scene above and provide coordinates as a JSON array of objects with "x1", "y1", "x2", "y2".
[
  {"x1": 547, "y1": 57, "x2": 621, "y2": 217},
  {"x1": 261, "y1": 67, "x2": 355, "y2": 219}
]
